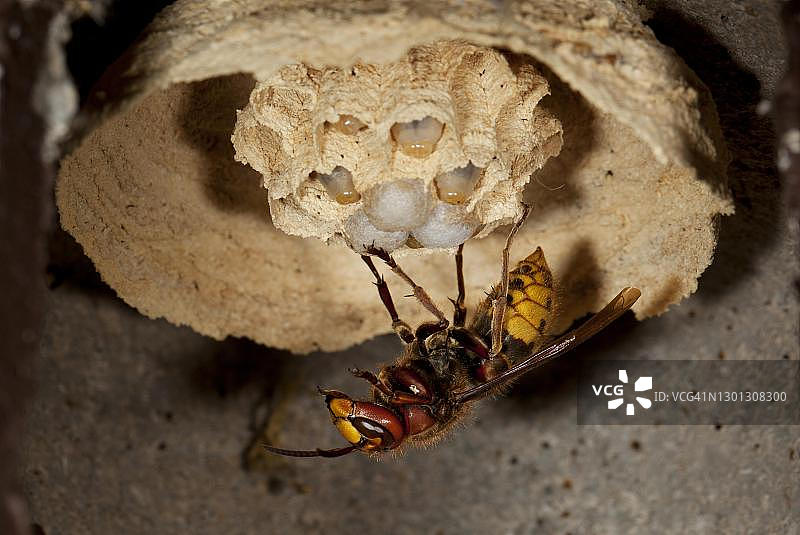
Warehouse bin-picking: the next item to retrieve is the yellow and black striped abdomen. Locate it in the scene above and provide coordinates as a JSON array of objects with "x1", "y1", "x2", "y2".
[{"x1": 504, "y1": 247, "x2": 555, "y2": 352}]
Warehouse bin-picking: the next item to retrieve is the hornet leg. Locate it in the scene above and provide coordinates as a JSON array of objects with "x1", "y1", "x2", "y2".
[
  {"x1": 366, "y1": 246, "x2": 449, "y2": 327},
  {"x1": 489, "y1": 205, "x2": 531, "y2": 356},
  {"x1": 349, "y1": 367, "x2": 394, "y2": 397},
  {"x1": 361, "y1": 255, "x2": 415, "y2": 344},
  {"x1": 451, "y1": 243, "x2": 467, "y2": 327}
]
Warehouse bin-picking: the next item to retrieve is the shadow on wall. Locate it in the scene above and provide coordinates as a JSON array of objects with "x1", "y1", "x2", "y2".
[
  {"x1": 46, "y1": 228, "x2": 115, "y2": 298},
  {"x1": 174, "y1": 74, "x2": 268, "y2": 219},
  {"x1": 504, "y1": 53, "x2": 596, "y2": 220},
  {"x1": 523, "y1": 62, "x2": 597, "y2": 219},
  {"x1": 180, "y1": 335, "x2": 295, "y2": 470},
  {"x1": 503, "y1": 310, "x2": 642, "y2": 414},
  {"x1": 556, "y1": 238, "x2": 601, "y2": 313},
  {"x1": 646, "y1": 8, "x2": 782, "y2": 300}
]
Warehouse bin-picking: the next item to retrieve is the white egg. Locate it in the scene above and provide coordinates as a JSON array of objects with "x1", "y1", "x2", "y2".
[
  {"x1": 411, "y1": 202, "x2": 478, "y2": 248},
  {"x1": 344, "y1": 209, "x2": 409, "y2": 253},
  {"x1": 363, "y1": 178, "x2": 433, "y2": 232}
]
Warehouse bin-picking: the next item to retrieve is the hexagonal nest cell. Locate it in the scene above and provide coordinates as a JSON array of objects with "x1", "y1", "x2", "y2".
[{"x1": 232, "y1": 41, "x2": 562, "y2": 252}]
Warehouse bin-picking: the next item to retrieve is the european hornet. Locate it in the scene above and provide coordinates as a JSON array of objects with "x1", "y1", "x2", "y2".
[{"x1": 264, "y1": 206, "x2": 641, "y2": 458}]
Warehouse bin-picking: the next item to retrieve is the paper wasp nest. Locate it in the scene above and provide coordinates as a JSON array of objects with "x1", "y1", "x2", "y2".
[
  {"x1": 56, "y1": 0, "x2": 733, "y2": 352},
  {"x1": 231, "y1": 42, "x2": 562, "y2": 252}
]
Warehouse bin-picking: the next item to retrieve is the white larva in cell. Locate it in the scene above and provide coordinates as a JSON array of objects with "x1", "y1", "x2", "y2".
[
  {"x1": 312, "y1": 166, "x2": 361, "y2": 204},
  {"x1": 390, "y1": 116, "x2": 444, "y2": 158},
  {"x1": 362, "y1": 178, "x2": 433, "y2": 232},
  {"x1": 343, "y1": 209, "x2": 409, "y2": 254},
  {"x1": 434, "y1": 163, "x2": 483, "y2": 205},
  {"x1": 410, "y1": 202, "x2": 478, "y2": 249},
  {"x1": 329, "y1": 114, "x2": 367, "y2": 135}
]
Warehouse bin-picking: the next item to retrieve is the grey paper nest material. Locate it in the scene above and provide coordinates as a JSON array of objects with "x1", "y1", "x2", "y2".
[{"x1": 57, "y1": 0, "x2": 732, "y2": 353}]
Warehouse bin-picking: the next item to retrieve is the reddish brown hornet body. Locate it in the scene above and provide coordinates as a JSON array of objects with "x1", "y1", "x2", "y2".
[{"x1": 264, "y1": 206, "x2": 641, "y2": 458}]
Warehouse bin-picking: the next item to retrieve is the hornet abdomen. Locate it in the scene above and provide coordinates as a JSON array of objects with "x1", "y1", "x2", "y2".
[{"x1": 503, "y1": 247, "x2": 555, "y2": 354}]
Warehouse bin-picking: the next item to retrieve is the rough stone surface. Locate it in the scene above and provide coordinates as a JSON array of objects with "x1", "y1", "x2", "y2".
[{"x1": 21, "y1": 1, "x2": 800, "y2": 534}]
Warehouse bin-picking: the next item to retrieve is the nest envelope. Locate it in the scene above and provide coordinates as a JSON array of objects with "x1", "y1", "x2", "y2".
[{"x1": 57, "y1": 0, "x2": 732, "y2": 352}]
